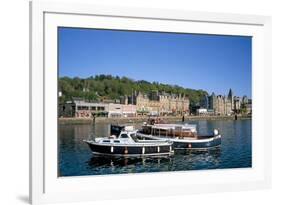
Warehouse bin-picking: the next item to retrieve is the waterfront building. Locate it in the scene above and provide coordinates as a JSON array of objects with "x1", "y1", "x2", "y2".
[
  {"x1": 159, "y1": 93, "x2": 172, "y2": 115},
  {"x1": 201, "y1": 89, "x2": 245, "y2": 116},
  {"x1": 122, "y1": 104, "x2": 137, "y2": 117},
  {"x1": 240, "y1": 96, "x2": 251, "y2": 115},
  {"x1": 208, "y1": 92, "x2": 217, "y2": 113},
  {"x1": 245, "y1": 99, "x2": 252, "y2": 114},
  {"x1": 108, "y1": 103, "x2": 122, "y2": 118},
  {"x1": 228, "y1": 88, "x2": 234, "y2": 110},
  {"x1": 242, "y1": 95, "x2": 248, "y2": 104},
  {"x1": 213, "y1": 95, "x2": 232, "y2": 115},
  {"x1": 233, "y1": 96, "x2": 241, "y2": 112},
  {"x1": 149, "y1": 90, "x2": 160, "y2": 101},
  {"x1": 122, "y1": 91, "x2": 190, "y2": 116},
  {"x1": 197, "y1": 108, "x2": 208, "y2": 115},
  {"x1": 59, "y1": 100, "x2": 137, "y2": 118},
  {"x1": 134, "y1": 92, "x2": 150, "y2": 115},
  {"x1": 59, "y1": 100, "x2": 109, "y2": 118},
  {"x1": 196, "y1": 108, "x2": 215, "y2": 115}
]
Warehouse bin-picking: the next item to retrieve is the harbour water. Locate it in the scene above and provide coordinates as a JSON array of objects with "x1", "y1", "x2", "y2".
[{"x1": 58, "y1": 119, "x2": 252, "y2": 177}]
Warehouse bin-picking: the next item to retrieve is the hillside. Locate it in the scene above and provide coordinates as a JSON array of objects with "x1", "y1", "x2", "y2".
[{"x1": 59, "y1": 75, "x2": 208, "y2": 106}]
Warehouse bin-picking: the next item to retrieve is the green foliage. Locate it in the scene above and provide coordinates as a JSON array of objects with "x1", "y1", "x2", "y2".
[{"x1": 59, "y1": 75, "x2": 208, "y2": 105}]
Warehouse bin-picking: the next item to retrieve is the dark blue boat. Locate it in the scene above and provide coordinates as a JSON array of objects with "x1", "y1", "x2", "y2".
[{"x1": 84, "y1": 126, "x2": 174, "y2": 157}]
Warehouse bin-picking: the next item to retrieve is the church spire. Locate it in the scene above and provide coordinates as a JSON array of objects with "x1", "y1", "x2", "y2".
[{"x1": 228, "y1": 88, "x2": 233, "y2": 99}]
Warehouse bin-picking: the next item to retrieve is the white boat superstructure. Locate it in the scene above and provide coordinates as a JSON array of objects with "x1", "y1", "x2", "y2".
[{"x1": 94, "y1": 130, "x2": 172, "y2": 146}]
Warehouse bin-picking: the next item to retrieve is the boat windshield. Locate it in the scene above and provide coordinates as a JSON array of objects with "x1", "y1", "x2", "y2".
[
  {"x1": 130, "y1": 133, "x2": 138, "y2": 142},
  {"x1": 120, "y1": 134, "x2": 129, "y2": 138}
]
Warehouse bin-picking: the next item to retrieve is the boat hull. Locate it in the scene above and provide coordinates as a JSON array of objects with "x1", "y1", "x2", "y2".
[
  {"x1": 137, "y1": 133, "x2": 221, "y2": 149},
  {"x1": 172, "y1": 136, "x2": 221, "y2": 149},
  {"x1": 85, "y1": 141, "x2": 174, "y2": 157}
]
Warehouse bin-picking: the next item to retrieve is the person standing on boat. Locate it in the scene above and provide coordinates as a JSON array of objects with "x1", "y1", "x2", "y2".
[{"x1": 182, "y1": 115, "x2": 185, "y2": 122}]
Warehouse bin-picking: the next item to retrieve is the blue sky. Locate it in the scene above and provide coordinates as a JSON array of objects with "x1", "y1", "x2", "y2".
[{"x1": 59, "y1": 27, "x2": 252, "y2": 97}]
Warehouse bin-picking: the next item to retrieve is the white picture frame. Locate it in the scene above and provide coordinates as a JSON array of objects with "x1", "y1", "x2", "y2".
[{"x1": 30, "y1": 1, "x2": 272, "y2": 204}]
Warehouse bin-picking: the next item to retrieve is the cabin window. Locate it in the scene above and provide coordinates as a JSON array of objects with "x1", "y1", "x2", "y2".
[
  {"x1": 113, "y1": 140, "x2": 120, "y2": 143},
  {"x1": 120, "y1": 134, "x2": 129, "y2": 138},
  {"x1": 102, "y1": 140, "x2": 110, "y2": 143}
]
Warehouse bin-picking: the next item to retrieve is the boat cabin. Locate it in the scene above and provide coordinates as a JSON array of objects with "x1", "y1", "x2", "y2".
[
  {"x1": 110, "y1": 124, "x2": 135, "y2": 136},
  {"x1": 141, "y1": 123, "x2": 198, "y2": 138},
  {"x1": 99, "y1": 130, "x2": 139, "y2": 144}
]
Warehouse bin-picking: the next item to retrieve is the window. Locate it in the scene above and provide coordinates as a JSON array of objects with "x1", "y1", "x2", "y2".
[
  {"x1": 130, "y1": 133, "x2": 136, "y2": 138},
  {"x1": 77, "y1": 106, "x2": 89, "y2": 110},
  {"x1": 90, "y1": 106, "x2": 96, "y2": 110},
  {"x1": 113, "y1": 140, "x2": 120, "y2": 143},
  {"x1": 130, "y1": 133, "x2": 138, "y2": 142},
  {"x1": 120, "y1": 134, "x2": 128, "y2": 138},
  {"x1": 102, "y1": 140, "x2": 110, "y2": 143}
]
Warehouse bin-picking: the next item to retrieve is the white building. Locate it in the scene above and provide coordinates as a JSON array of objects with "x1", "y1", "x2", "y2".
[
  {"x1": 196, "y1": 108, "x2": 208, "y2": 115},
  {"x1": 59, "y1": 100, "x2": 136, "y2": 118}
]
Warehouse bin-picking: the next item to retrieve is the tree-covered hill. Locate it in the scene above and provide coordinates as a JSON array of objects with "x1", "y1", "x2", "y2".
[{"x1": 59, "y1": 75, "x2": 208, "y2": 106}]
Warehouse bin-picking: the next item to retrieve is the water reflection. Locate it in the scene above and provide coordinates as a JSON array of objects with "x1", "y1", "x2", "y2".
[
  {"x1": 86, "y1": 148, "x2": 221, "y2": 174},
  {"x1": 88, "y1": 155, "x2": 171, "y2": 168}
]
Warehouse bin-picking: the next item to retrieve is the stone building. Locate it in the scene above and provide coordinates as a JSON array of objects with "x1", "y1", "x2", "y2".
[
  {"x1": 245, "y1": 99, "x2": 252, "y2": 114},
  {"x1": 233, "y1": 96, "x2": 241, "y2": 112},
  {"x1": 228, "y1": 88, "x2": 234, "y2": 110},
  {"x1": 159, "y1": 94, "x2": 171, "y2": 114},
  {"x1": 209, "y1": 94, "x2": 232, "y2": 115},
  {"x1": 241, "y1": 96, "x2": 252, "y2": 115},
  {"x1": 134, "y1": 92, "x2": 150, "y2": 114},
  {"x1": 200, "y1": 89, "x2": 251, "y2": 116},
  {"x1": 242, "y1": 95, "x2": 248, "y2": 104},
  {"x1": 201, "y1": 89, "x2": 233, "y2": 115},
  {"x1": 169, "y1": 93, "x2": 189, "y2": 115},
  {"x1": 121, "y1": 91, "x2": 190, "y2": 116}
]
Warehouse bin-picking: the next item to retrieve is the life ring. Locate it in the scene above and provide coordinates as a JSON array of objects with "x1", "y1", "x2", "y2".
[
  {"x1": 188, "y1": 144, "x2": 192, "y2": 148},
  {"x1": 124, "y1": 147, "x2": 128, "y2": 154}
]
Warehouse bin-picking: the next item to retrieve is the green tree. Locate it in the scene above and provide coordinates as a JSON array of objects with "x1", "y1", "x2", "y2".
[{"x1": 58, "y1": 75, "x2": 208, "y2": 104}]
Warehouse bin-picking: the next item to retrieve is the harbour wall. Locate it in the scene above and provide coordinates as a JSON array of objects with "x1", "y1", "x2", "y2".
[{"x1": 59, "y1": 115, "x2": 251, "y2": 125}]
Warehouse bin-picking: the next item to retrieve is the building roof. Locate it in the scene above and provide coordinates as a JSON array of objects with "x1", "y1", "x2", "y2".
[
  {"x1": 73, "y1": 100, "x2": 108, "y2": 107},
  {"x1": 228, "y1": 88, "x2": 233, "y2": 98}
]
